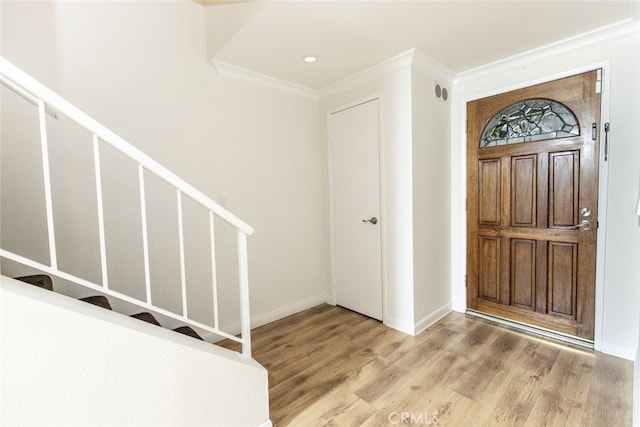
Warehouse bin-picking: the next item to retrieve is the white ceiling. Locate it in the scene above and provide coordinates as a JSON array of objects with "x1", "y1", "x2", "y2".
[{"x1": 204, "y1": 1, "x2": 634, "y2": 90}]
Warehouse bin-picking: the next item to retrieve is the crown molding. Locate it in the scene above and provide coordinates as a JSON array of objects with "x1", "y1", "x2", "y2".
[
  {"x1": 319, "y1": 48, "x2": 456, "y2": 99},
  {"x1": 319, "y1": 48, "x2": 415, "y2": 99},
  {"x1": 210, "y1": 59, "x2": 319, "y2": 100},
  {"x1": 455, "y1": 19, "x2": 640, "y2": 86},
  {"x1": 412, "y1": 49, "x2": 455, "y2": 84}
]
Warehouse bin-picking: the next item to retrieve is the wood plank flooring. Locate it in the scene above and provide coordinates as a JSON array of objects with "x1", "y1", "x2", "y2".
[{"x1": 221, "y1": 304, "x2": 633, "y2": 426}]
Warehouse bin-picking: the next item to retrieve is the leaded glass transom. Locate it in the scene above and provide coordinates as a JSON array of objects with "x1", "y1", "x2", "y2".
[{"x1": 480, "y1": 99, "x2": 579, "y2": 148}]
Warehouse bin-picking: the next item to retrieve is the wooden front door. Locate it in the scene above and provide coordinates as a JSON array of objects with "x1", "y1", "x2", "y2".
[{"x1": 466, "y1": 70, "x2": 601, "y2": 341}]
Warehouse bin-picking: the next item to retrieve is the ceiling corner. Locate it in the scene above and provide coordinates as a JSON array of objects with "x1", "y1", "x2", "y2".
[{"x1": 412, "y1": 49, "x2": 456, "y2": 84}]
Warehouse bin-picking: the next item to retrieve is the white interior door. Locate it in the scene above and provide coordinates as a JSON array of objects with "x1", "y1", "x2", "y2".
[{"x1": 329, "y1": 98, "x2": 382, "y2": 320}]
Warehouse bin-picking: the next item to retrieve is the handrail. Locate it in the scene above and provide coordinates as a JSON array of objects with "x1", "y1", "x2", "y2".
[
  {"x1": 0, "y1": 56, "x2": 254, "y2": 357},
  {"x1": 0, "y1": 57, "x2": 254, "y2": 235}
]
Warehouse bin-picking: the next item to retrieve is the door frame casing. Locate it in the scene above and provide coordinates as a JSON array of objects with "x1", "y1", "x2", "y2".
[
  {"x1": 326, "y1": 93, "x2": 386, "y2": 322},
  {"x1": 455, "y1": 61, "x2": 611, "y2": 350}
]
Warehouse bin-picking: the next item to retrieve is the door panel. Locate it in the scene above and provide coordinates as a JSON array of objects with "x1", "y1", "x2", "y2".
[
  {"x1": 478, "y1": 236, "x2": 500, "y2": 301},
  {"x1": 467, "y1": 70, "x2": 601, "y2": 340},
  {"x1": 511, "y1": 239, "x2": 535, "y2": 309},
  {"x1": 549, "y1": 151, "x2": 579, "y2": 227},
  {"x1": 548, "y1": 242, "x2": 577, "y2": 317},
  {"x1": 511, "y1": 155, "x2": 536, "y2": 227},
  {"x1": 329, "y1": 99, "x2": 383, "y2": 320},
  {"x1": 478, "y1": 159, "x2": 501, "y2": 225}
]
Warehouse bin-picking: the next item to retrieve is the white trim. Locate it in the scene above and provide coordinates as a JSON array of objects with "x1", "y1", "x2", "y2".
[
  {"x1": 456, "y1": 19, "x2": 639, "y2": 85},
  {"x1": 594, "y1": 61, "x2": 612, "y2": 351},
  {"x1": 377, "y1": 95, "x2": 389, "y2": 329},
  {"x1": 327, "y1": 111, "x2": 337, "y2": 308},
  {"x1": 459, "y1": 61, "x2": 613, "y2": 104},
  {"x1": 211, "y1": 48, "x2": 454, "y2": 102},
  {"x1": 412, "y1": 49, "x2": 456, "y2": 83},
  {"x1": 414, "y1": 304, "x2": 452, "y2": 335},
  {"x1": 320, "y1": 49, "x2": 414, "y2": 99},
  {"x1": 384, "y1": 314, "x2": 415, "y2": 335},
  {"x1": 207, "y1": 293, "x2": 329, "y2": 341},
  {"x1": 210, "y1": 59, "x2": 319, "y2": 100},
  {"x1": 257, "y1": 421, "x2": 273, "y2": 427},
  {"x1": 249, "y1": 292, "x2": 330, "y2": 332},
  {"x1": 600, "y1": 341, "x2": 636, "y2": 361}
]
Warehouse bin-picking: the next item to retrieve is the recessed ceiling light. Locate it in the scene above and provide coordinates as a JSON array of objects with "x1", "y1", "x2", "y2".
[{"x1": 303, "y1": 55, "x2": 318, "y2": 64}]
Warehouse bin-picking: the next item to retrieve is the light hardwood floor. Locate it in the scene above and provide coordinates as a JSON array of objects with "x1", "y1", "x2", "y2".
[{"x1": 221, "y1": 304, "x2": 633, "y2": 426}]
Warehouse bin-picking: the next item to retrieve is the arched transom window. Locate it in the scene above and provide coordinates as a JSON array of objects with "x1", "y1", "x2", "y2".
[{"x1": 480, "y1": 99, "x2": 579, "y2": 148}]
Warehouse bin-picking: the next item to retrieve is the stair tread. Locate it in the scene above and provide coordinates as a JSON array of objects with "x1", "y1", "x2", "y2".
[
  {"x1": 173, "y1": 326, "x2": 204, "y2": 340},
  {"x1": 13, "y1": 274, "x2": 205, "y2": 342},
  {"x1": 131, "y1": 312, "x2": 161, "y2": 326},
  {"x1": 79, "y1": 295, "x2": 112, "y2": 310},
  {"x1": 15, "y1": 275, "x2": 53, "y2": 291}
]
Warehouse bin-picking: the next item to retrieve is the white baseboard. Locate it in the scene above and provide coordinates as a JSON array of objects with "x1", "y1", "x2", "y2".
[
  {"x1": 414, "y1": 304, "x2": 452, "y2": 335},
  {"x1": 250, "y1": 294, "x2": 331, "y2": 330},
  {"x1": 258, "y1": 420, "x2": 273, "y2": 427},
  {"x1": 599, "y1": 341, "x2": 636, "y2": 361},
  {"x1": 384, "y1": 304, "x2": 452, "y2": 336},
  {"x1": 384, "y1": 315, "x2": 416, "y2": 335},
  {"x1": 205, "y1": 294, "x2": 330, "y2": 342}
]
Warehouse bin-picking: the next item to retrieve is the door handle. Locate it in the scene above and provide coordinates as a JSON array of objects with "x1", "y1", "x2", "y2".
[
  {"x1": 566, "y1": 219, "x2": 591, "y2": 230},
  {"x1": 362, "y1": 217, "x2": 378, "y2": 225}
]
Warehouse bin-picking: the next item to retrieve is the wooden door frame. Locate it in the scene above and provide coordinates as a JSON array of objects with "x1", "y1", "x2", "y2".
[
  {"x1": 326, "y1": 93, "x2": 386, "y2": 322},
  {"x1": 456, "y1": 62, "x2": 611, "y2": 349}
]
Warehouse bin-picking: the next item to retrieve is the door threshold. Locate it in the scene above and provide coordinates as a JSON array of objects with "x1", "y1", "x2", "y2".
[{"x1": 466, "y1": 309, "x2": 594, "y2": 350}]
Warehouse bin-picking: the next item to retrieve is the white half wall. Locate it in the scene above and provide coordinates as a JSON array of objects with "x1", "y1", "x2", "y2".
[{"x1": 0, "y1": 275, "x2": 270, "y2": 426}]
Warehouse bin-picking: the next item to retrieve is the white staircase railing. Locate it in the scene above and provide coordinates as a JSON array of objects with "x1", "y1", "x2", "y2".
[{"x1": 0, "y1": 57, "x2": 255, "y2": 357}]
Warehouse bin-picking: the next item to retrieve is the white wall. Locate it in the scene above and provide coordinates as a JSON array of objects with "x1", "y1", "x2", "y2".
[
  {"x1": 0, "y1": 1, "x2": 327, "y2": 331},
  {"x1": 411, "y1": 58, "x2": 453, "y2": 331},
  {"x1": 0, "y1": 275, "x2": 270, "y2": 426},
  {"x1": 450, "y1": 22, "x2": 640, "y2": 359}
]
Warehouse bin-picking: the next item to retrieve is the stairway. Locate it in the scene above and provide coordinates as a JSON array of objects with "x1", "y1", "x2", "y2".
[
  {"x1": 1, "y1": 56, "x2": 252, "y2": 356},
  {"x1": 15, "y1": 274, "x2": 203, "y2": 341}
]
